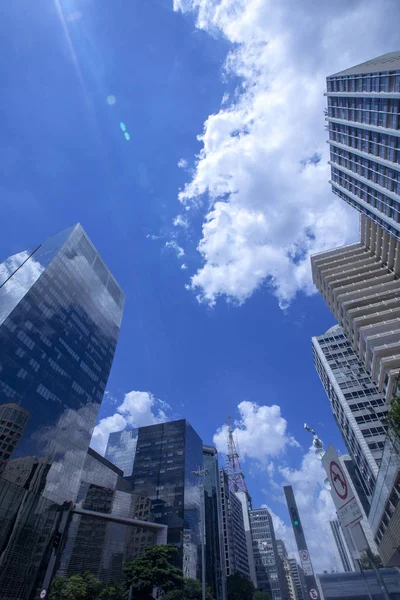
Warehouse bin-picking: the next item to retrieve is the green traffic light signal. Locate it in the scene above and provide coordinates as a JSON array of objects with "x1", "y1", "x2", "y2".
[{"x1": 293, "y1": 519, "x2": 299, "y2": 526}]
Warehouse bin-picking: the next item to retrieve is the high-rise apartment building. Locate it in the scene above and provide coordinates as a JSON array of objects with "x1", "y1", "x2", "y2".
[
  {"x1": 326, "y1": 52, "x2": 400, "y2": 239},
  {"x1": 0, "y1": 224, "x2": 124, "y2": 599},
  {"x1": 219, "y1": 469, "x2": 250, "y2": 580},
  {"x1": 127, "y1": 420, "x2": 203, "y2": 577},
  {"x1": 276, "y1": 540, "x2": 297, "y2": 600},
  {"x1": 203, "y1": 446, "x2": 225, "y2": 600},
  {"x1": 312, "y1": 324, "x2": 387, "y2": 498},
  {"x1": 311, "y1": 216, "x2": 400, "y2": 402},
  {"x1": 105, "y1": 428, "x2": 138, "y2": 476},
  {"x1": 249, "y1": 508, "x2": 286, "y2": 600},
  {"x1": 288, "y1": 559, "x2": 306, "y2": 600},
  {"x1": 329, "y1": 520, "x2": 355, "y2": 572}
]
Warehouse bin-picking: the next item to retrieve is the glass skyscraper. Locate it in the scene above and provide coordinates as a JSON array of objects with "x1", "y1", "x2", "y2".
[
  {"x1": 105, "y1": 428, "x2": 138, "y2": 476},
  {"x1": 127, "y1": 419, "x2": 203, "y2": 577},
  {"x1": 0, "y1": 224, "x2": 124, "y2": 599},
  {"x1": 326, "y1": 52, "x2": 400, "y2": 239},
  {"x1": 203, "y1": 445, "x2": 224, "y2": 600}
]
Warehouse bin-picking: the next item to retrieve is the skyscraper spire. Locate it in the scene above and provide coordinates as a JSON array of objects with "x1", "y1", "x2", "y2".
[{"x1": 226, "y1": 416, "x2": 249, "y2": 497}]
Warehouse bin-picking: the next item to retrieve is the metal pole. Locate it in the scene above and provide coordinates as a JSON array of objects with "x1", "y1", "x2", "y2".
[
  {"x1": 200, "y1": 478, "x2": 206, "y2": 600},
  {"x1": 365, "y1": 548, "x2": 391, "y2": 600}
]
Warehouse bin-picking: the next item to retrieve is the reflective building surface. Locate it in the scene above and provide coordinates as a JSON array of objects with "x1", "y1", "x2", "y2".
[
  {"x1": 57, "y1": 448, "x2": 166, "y2": 584},
  {"x1": 203, "y1": 445, "x2": 224, "y2": 600},
  {"x1": 316, "y1": 568, "x2": 400, "y2": 600},
  {"x1": 105, "y1": 428, "x2": 138, "y2": 477},
  {"x1": 250, "y1": 508, "x2": 286, "y2": 600},
  {"x1": 0, "y1": 224, "x2": 124, "y2": 599},
  {"x1": 127, "y1": 420, "x2": 203, "y2": 577}
]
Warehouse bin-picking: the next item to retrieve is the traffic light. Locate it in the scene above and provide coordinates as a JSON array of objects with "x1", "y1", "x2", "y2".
[
  {"x1": 290, "y1": 507, "x2": 302, "y2": 533},
  {"x1": 53, "y1": 531, "x2": 62, "y2": 550}
]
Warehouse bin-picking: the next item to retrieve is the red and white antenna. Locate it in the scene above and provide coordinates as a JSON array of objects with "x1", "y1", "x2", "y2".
[{"x1": 226, "y1": 416, "x2": 250, "y2": 498}]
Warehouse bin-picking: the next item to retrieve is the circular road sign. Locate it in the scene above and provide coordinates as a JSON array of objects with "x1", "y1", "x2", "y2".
[
  {"x1": 329, "y1": 461, "x2": 347, "y2": 500},
  {"x1": 40, "y1": 591, "x2": 47, "y2": 599},
  {"x1": 300, "y1": 550, "x2": 309, "y2": 562},
  {"x1": 309, "y1": 589, "x2": 319, "y2": 600}
]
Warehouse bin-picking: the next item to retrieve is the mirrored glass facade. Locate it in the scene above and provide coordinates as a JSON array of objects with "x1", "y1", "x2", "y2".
[
  {"x1": 203, "y1": 445, "x2": 224, "y2": 600},
  {"x1": 0, "y1": 224, "x2": 124, "y2": 600},
  {"x1": 326, "y1": 52, "x2": 400, "y2": 240},
  {"x1": 127, "y1": 420, "x2": 203, "y2": 577},
  {"x1": 105, "y1": 428, "x2": 138, "y2": 477},
  {"x1": 57, "y1": 448, "x2": 165, "y2": 584},
  {"x1": 317, "y1": 568, "x2": 400, "y2": 600},
  {"x1": 250, "y1": 508, "x2": 286, "y2": 600}
]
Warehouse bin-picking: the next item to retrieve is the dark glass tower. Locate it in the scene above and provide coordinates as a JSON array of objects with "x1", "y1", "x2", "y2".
[
  {"x1": 127, "y1": 420, "x2": 203, "y2": 577},
  {"x1": 105, "y1": 428, "x2": 138, "y2": 477},
  {"x1": 0, "y1": 224, "x2": 124, "y2": 600},
  {"x1": 203, "y1": 445, "x2": 224, "y2": 600}
]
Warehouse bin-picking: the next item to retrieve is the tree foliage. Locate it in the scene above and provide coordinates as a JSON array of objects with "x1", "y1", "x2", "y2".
[
  {"x1": 49, "y1": 572, "x2": 126, "y2": 600},
  {"x1": 387, "y1": 379, "x2": 400, "y2": 444},
  {"x1": 124, "y1": 545, "x2": 184, "y2": 600},
  {"x1": 163, "y1": 578, "x2": 215, "y2": 600},
  {"x1": 226, "y1": 574, "x2": 255, "y2": 600},
  {"x1": 252, "y1": 592, "x2": 271, "y2": 600}
]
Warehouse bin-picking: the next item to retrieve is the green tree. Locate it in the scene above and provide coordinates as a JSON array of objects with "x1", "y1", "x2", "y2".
[
  {"x1": 49, "y1": 574, "x2": 88, "y2": 600},
  {"x1": 387, "y1": 379, "x2": 400, "y2": 445},
  {"x1": 124, "y1": 545, "x2": 184, "y2": 600},
  {"x1": 98, "y1": 582, "x2": 127, "y2": 600},
  {"x1": 163, "y1": 578, "x2": 215, "y2": 600},
  {"x1": 252, "y1": 591, "x2": 271, "y2": 600},
  {"x1": 359, "y1": 551, "x2": 383, "y2": 570},
  {"x1": 226, "y1": 574, "x2": 255, "y2": 600}
]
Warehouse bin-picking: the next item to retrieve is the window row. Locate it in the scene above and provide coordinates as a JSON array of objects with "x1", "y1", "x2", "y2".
[
  {"x1": 327, "y1": 73, "x2": 400, "y2": 94},
  {"x1": 330, "y1": 147, "x2": 400, "y2": 194}
]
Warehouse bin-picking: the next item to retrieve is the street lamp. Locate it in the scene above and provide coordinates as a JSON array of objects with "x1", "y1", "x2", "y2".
[{"x1": 192, "y1": 468, "x2": 209, "y2": 600}]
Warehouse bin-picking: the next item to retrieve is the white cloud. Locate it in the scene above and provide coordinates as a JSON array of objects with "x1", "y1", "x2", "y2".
[
  {"x1": 90, "y1": 390, "x2": 169, "y2": 455},
  {"x1": 165, "y1": 240, "x2": 185, "y2": 258},
  {"x1": 173, "y1": 214, "x2": 189, "y2": 228},
  {"x1": 181, "y1": 263, "x2": 188, "y2": 270},
  {"x1": 213, "y1": 400, "x2": 298, "y2": 462},
  {"x1": 173, "y1": 0, "x2": 399, "y2": 307},
  {"x1": 178, "y1": 158, "x2": 188, "y2": 169}
]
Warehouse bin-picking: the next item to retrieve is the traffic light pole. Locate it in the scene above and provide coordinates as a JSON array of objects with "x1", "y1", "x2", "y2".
[{"x1": 284, "y1": 485, "x2": 320, "y2": 600}]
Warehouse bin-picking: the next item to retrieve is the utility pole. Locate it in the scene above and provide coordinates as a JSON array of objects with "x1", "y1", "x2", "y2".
[{"x1": 193, "y1": 468, "x2": 208, "y2": 600}]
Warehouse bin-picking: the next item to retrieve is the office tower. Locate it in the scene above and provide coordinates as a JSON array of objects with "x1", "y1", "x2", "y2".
[
  {"x1": 284, "y1": 486, "x2": 318, "y2": 600},
  {"x1": 105, "y1": 428, "x2": 138, "y2": 476},
  {"x1": 57, "y1": 448, "x2": 167, "y2": 584},
  {"x1": 288, "y1": 559, "x2": 306, "y2": 600},
  {"x1": 326, "y1": 52, "x2": 400, "y2": 239},
  {"x1": 329, "y1": 520, "x2": 355, "y2": 572},
  {"x1": 249, "y1": 508, "x2": 287, "y2": 600},
  {"x1": 127, "y1": 419, "x2": 203, "y2": 577},
  {"x1": 312, "y1": 324, "x2": 387, "y2": 499},
  {"x1": 0, "y1": 224, "x2": 124, "y2": 599},
  {"x1": 0, "y1": 403, "x2": 29, "y2": 471},
  {"x1": 316, "y1": 568, "x2": 400, "y2": 600},
  {"x1": 203, "y1": 445, "x2": 225, "y2": 600},
  {"x1": 276, "y1": 540, "x2": 297, "y2": 600},
  {"x1": 311, "y1": 216, "x2": 400, "y2": 401},
  {"x1": 219, "y1": 468, "x2": 250, "y2": 579}
]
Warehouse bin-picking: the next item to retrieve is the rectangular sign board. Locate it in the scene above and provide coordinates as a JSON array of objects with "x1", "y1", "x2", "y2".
[{"x1": 322, "y1": 445, "x2": 362, "y2": 528}]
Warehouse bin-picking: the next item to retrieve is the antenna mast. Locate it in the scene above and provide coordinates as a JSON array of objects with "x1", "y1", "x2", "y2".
[{"x1": 226, "y1": 416, "x2": 250, "y2": 498}]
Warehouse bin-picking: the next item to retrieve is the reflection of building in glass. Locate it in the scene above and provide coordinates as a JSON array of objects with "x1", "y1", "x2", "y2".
[
  {"x1": 276, "y1": 540, "x2": 297, "y2": 600},
  {"x1": 105, "y1": 428, "x2": 138, "y2": 476},
  {"x1": 0, "y1": 224, "x2": 124, "y2": 600},
  {"x1": 57, "y1": 448, "x2": 166, "y2": 584},
  {"x1": 219, "y1": 468, "x2": 250, "y2": 579},
  {"x1": 329, "y1": 520, "x2": 355, "y2": 572},
  {"x1": 313, "y1": 324, "x2": 387, "y2": 501},
  {"x1": 203, "y1": 446, "x2": 224, "y2": 600},
  {"x1": 0, "y1": 403, "x2": 29, "y2": 471},
  {"x1": 127, "y1": 420, "x2": 203, "y2": 575},
  {"x1": 250, "y1": 508, "x2": 286, "y2": 600}
]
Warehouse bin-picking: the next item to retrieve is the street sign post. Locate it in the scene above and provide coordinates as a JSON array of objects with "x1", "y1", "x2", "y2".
[
  {"x1": 40, "y1": 590, "x2": 47, "y2": 599},
  {"x1": 322, "y1": 445, "x2": 362, "y2": 528}
]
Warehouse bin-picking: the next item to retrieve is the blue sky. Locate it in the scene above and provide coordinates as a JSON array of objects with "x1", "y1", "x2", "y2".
[{"x1": 1, "y1": 0, "x2": 400, "y2": 572}]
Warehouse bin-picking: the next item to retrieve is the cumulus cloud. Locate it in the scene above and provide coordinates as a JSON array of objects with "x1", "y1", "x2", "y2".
[
  {"x1": 165, "y1": 240, "x2": 185, "y2": 258},
  {"x1": 213, "y1": 401, "x2": 298, "y2": 461},
  {"x1": 177, "y1": 158, "x2": 188, "y2": 169},
  {"x1": 173, "y1": 0, "x2": 399, "y2": 307},
  {"x1": 181, "y1": 263, "x2": 188, "y2": 270},
  {"x1": 91, "y1": 390, "x2": 170, "y2": 455},
  {"x1": 173, "y1": 214, "x2": 189, "y2": 228}
]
